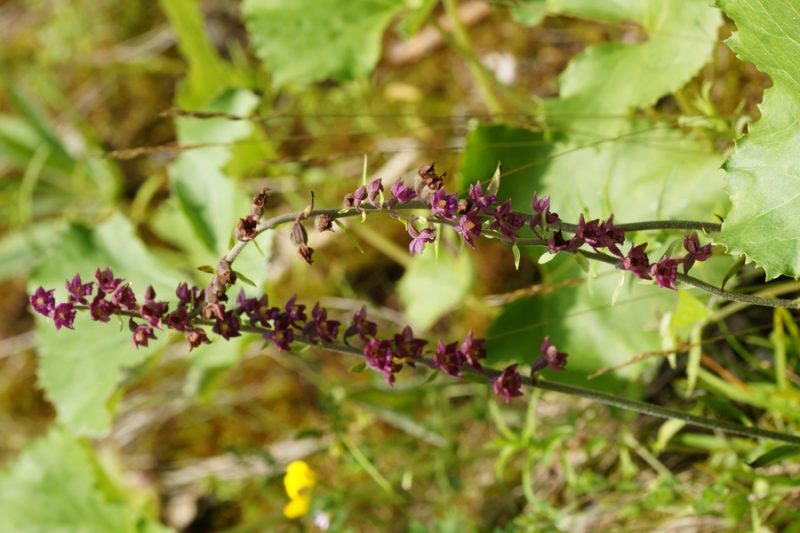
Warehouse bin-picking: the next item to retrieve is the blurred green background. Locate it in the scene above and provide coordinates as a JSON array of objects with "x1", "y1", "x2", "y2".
[{"x1": 1, "y1": 0, "x2": 798, "y2": 531}]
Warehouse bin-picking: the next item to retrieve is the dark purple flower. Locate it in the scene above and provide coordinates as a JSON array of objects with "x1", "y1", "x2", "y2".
[
  {"x1": 264, "y1": 317, "x2": 294, "y2": 351},
  {"x1": 284, "y1": 294, "x2": 307, "y2": 328},
  {"x1": 455, "y1": 213, "x2": 481, "y2": 249},
  {"x1": 237, "y1": 289, "x2": 276, "y2": 327},
  {"x1": 407, "y1": 222, "x2": 436, "y2": 255},
  {"x1": 30, "y1": 287, "x2": 56, "y2": 317},
  {"x1": 429, "y1": 189, "x2": 458, "y2": 220},
  {"x1": 344, "y1": 306, "x2": 378, "y2": 344},
  {"x1": 575, "y1": 215, "x2": 624, "y2": 256},
  {"x1": 140, "y1": 286, "x2": 169, "y2": 327},
  {"x1": 94, "y1": 267, "x2": 121, "y2": 293},
  {"x1": 303, "y1": 303, "x2": 341, "y2": 343},
  {"x1": 176, "y1": 282, "x2": 192, "y2": 306},
  {"x1": 89, "y1": 293, "x2": 116, "y2": 323},
  {"x1": 459, "y1": 331, "x2": 486, "y2": 369},
  {"x1": 433, "y1": 340, "x2": 463, "y2": 377},
  {"x1": 493, "y1": 364, "x2": 523, "y2": 403},
  {"x1": 491, "y1": 199, "x2": 526, "y2": 241},
  {"x1": 344, "y1": 186, "x2": 368, "y2": 212},
  {"x1": 367, "y1": 178, "x2": 384, "y2": 208},
  {"x1": 393, "y1": 326, "x2": 427, "y2": 364},
  {"x1": 621, "y1": 242, "x2": 651, "y2": 280},
  {"x1": 213, "y1": 311, "x2": 241, "y2": 340},
  {"x1": 547, "y1": 230, "x2": 581, "y2": 253},
  {"x1": 682, "y1": 232, "x2": 712, "y2": 273},
  {"x1": 111, "y1": 284, "x2": 137, "y2": 311},
  {"x1": 389, "y1": 178, "x2": 417, "y2": 206},
  {"x1": 531, "y1": 192, "x2": 550, "y2": 223},
  {"x1": 650, "y1": 257, "x2": 679, "y2": 290},
  {"x1": 52, "y1": 302, "x2": 76, "y2": 330},
  {"x1": 165, "y1": 305, "x2": 191, "y2": 331},
  {"x1": 186, "y1": 327, "x2": 210, "y2": 351},
  {"x1": 130, "y1": 320, "x2": 157, "y2": 348},
  {"x1": 532, "y1": 336, "x2": 567, "y2": 373},
  {"x1": 65, "y1": 274, "x2": 93, "y2": 304},
  {"x1": 469, "y1": 181, "x2": 497, "y2": 213},
  {"x1": 363, "y1": 338, "x2": 401, "y2": 386}
]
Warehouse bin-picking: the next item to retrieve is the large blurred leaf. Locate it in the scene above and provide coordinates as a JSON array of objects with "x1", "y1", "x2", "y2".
[
  {"x1": 486, "y1": 258, "x2": 668, "y2": 392},
  {"x1": 457, "y1": 124, "x2": 553, "y2": 201},
  {"x1": 243, "y1": 0, "x2": 404, "y2": 86},
  {"x1": 541, "y1": 121, "x2": 727, "y2": 221},
  {"x1": 0, "y1": 221, "x2": 65, "y2": 280},
  {"x1": 30, "y1": 213, "x2": 183, "y2": 436},
  {"x1": 398, "y1": 244, "x2": 474, "y2": 332},
  {"x1": 0, "y1": 428, "x2": 170, "y2": 533},
  {"x1": 715, "y1": 0, "x2": 800, "y2": 279},
  {"x1": 159, "y1": 0, "x2": 240, "y2": 107},
  {"x1": 539, "y1": 0, "x2": 721, "y2": 134}
]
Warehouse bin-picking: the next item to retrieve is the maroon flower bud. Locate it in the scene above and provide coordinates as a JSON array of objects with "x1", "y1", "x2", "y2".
[
  {"x1": 130, "y1": 319, "x2": 157, "y2": 348},
  {"x1": 456, "y1": 213, "x2": 481, "y2": 249},
  {"x1": 65, "y1": 274, "x2": 93, "y2": 304},
  {"x1": 303, "y1": 303, "x2": 341, "y2": 343},
  {"x1": 213, "y1": 310, "x2": 241, "y2": 340},
  {"x1": 344, "y1": 306, "x2": 378, "y2": 344},
  {"x1": 389, "y1": 178, "x2": 417, "y2": 206},
  {"x1": 165, "y1": 306, "x2": 191, "y2": 331},
  {"x1": 407, "y1": 223, "x2": 436, "y2": 255},
  {"x1": 620, "y1": 242, "x2": 651, "y2": 280},
  {"x1": 650, "y1": 257, "x2": 679, "y2": 290},
  {"x1": 459, "y1": 331, "x2": 486, "y2": 369},
  {"x1": 284, "y1": 294, "x2": 307, "y2": 328},
  {"x1": 53, "y1": 302, "x2": 76, "y2": 330},
  {"x1": 111, "y1": 284, "x2": 137, "y2": 310},
  {"x1": 367, "y1": 178, "x2": 384, "y2": 208},
  {"x1": 682, "y1": 232, "x2": 712, "y2": 273},
  {"x1": 94, "y1": 267, "x2": 121, "y2": 293},
  {"x1": 89, "y1": 293, "x2": 116, "y2": 322},
  {"x1": 186, "y1": 327, "x2": 210, "y2": 351},
  {"x1": 433, "y1": 340, "x2": 464, "y2": 377},
  {"x1": 532, "y1": 336, "x2": 567, "y2": 373},
  {"x1": 490, "y1": 199, "x2": 525, "y2": 241},
  {"x1": 493, "y1": 364, "x2": 523, "y2": 403},
  {"x1": 30, "y1": 287, "x2": 56, "y2": 317},
  {"x1": 364, "y1": 338, "x2": 401, "y2": 386},
  {"x1": 469, "y1": 181, "x2": 497, "y2": 213},
  {"x1": 314, "y1": 214, "x2": 334, "y2": 232},
  {"x1": 547, "y1": 230, "x2": 581, "y2": 254},
  {"x1": 430, "y1": 189, "x2": 458, "y2": 220},
  {"x1": 344, "y1": 186, "x2": 368, "y2": 212},
  {"x1": 393, "y1": 326, "x2": 427, "y2": 364},
  {"x1": 140, "y1": 286, "x2": 169, "y2": 327}
]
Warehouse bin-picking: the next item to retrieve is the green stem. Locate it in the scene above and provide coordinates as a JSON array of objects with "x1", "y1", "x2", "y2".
[{"x1": 440, "y1": 0, "x2": 505, "y2": 115}]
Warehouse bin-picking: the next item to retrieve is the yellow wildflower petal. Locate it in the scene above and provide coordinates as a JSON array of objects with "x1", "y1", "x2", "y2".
[
  {"x1": 283, "y1": 494, "x2": 311, "y2": 519},
  {"x1": 283, "y1": 460, "x2": 316, "y2": 500}
]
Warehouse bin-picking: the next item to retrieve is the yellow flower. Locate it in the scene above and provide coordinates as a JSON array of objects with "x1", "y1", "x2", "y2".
[{"x1": 283, "y1": 460, "x2": 316, "y2": 519}]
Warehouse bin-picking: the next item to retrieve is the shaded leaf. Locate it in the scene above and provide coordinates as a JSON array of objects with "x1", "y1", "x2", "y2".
[
  {"x1": 243, "y1": 0, "x2": 404, "y2": 86},
  {"x1": 715, "y1": 0, "x2": 800, "y2": 279},
  {"x1": 749, "y1": 446, "x2": 800, "y2": 469}
]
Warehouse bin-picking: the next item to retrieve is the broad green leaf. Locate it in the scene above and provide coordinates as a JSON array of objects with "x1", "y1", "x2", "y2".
[
  {"x1": 243, "y1": 0, "x2": 404, "y2": 86},
  {"x1": 398, "y1": 244, "x2": 474, "y2": 332},
  {"x1": 714, "y1": 0, "x2": 800, "y2": 279},
  {"x1": 0, "y1": 428, "x2": 170, "y2": 533},
  {"x1": 541, "y1": 121, "x2": 727, "y2": 221},
  {"x1": 159, "y1": 0, "x2": 239, "y2": 107},
  {"x1": 540, "y1": 0, "x2": 721, "y2": 134},
  {"x1": 30, "y1": 213, "x2": 183, "y2": 436},
  {"x1": 457, "y1": 124, "x2": 552, "y2": 199},
  {"x1": 486, "y1": 257, "x2": 670, "y2": 393},
  {"x1": 0, "y1": 220, "x2": 65, "y2": 281}
]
